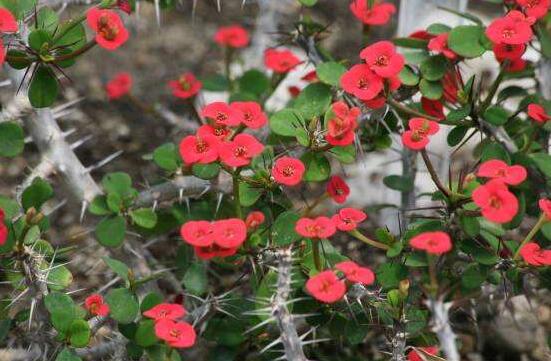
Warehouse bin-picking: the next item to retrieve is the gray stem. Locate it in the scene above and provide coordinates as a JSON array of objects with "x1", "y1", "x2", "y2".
[{"x1": 426, "y1": 297, "x2": 460, "y2": 361}]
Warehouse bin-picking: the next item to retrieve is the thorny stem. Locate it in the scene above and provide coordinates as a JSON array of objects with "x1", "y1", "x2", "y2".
[
  {"x1": 420, "y1": 149, "x2": 452, "y2": 198},
  {"x1": 513, "y1": 214, "x2": 548, "y2": 260},
  {"x1": 50, "y1": 40, "x2": 97, "y2": 63},
  {"x1": 387, "y1": 97, "x2": 440, "y2": 122},
  {"x1": 303, "y1": 193, "x2": 328, "y2": 216},
  {"x1": 312, "y1": 239, "x2": 322, "y2": 271},
  {"x1": 232, "y1": 172, "x2": 243, "y2": 219},
  {"x1": 427, "y1": 254, "x2": 439, "y2": 296},
  {"x1": 348, "y1": 229, "x2": 390, "y2": 250},
  {"x1": 479, "y1": 63, "x2": 507, "y2": 113}
]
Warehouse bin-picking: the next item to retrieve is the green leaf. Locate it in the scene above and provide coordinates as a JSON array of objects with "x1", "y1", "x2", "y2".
[
  {"x1": 192, "y1": 163, "x2": 220, "y2": 180},
  {"x1": 329, "y1": 145, "x2": 356, "y2": 164},
  {"x1": 301, "y1": 152, "x2": 331, "y2": 182},
  {"x1": 0, "y1": 122, "x2": 24, "y2": 157},
  {"x1": 529, "y1": 153, "x2": 551, "y2": 178},
  {"x1": 541, "y1": 222, "x2": 551, "y2": 241},
  {"x1": 239, "y1": 182, "x2": 262, "y2": 207},
  {"x1": 55, "y1": 348, "x2": 82, "y2": 361},
  {"x1": 36, "y1": 7, "x2": 59, "y2": 34},
  {"x1": 153, "y1": 143, "x2": 180, "y2": 172},
  {"x1": 419, "y1": 78, "x2": 443, "y2": 100},
  {"x1": 316, "y1": 62, "x2": 346, "y2": 86},
  {"x1": 130, "y1": 208, "x2": 158, "y2": 229},
  {"x1": 460, "y1": 214, "x2": 480, "y2": 237},
  {"x1": 461, "y1": 264, "x2": 487, "y2": 289},
  {"x1": 294, "y1": 83, "x2": 333, "y2": 119},
  {"x1": 200, "y1": 74, "x2": 229, "y2": 91},
  {"x1": 238, "y1": 70, "x2": 270, "y2": 96},
  {"x1": 183, "y1": 262, "x2": 208, "y2": 296},
  {"x1": 269, "y1": 109, "x2": 305, "y2": 137},
  {"x1": 376, "y1": 263, "x2": 408, "y2": 289},
  {"x1": 22, "y1": 177, "x2": 54, "y2": 210},
  {"x1": 88, "y1": 196, "x2": 112, "y2": 216},
  {"x1": 298, "y1": 0, "x2": 317, "y2": 6},
  {"x1": 140, "y1": 292, "x2": 163, "y2": 312},
  {"x1": 0, "y1": 196, "x2": 19, "y2": 219},
  {"x1": 95, "y1": 216, "x2": 126, "y2": 248},
  {"x1": 103, "y1": 256, "x2": 130, "y2": 283},
  {"x1": 28, "y1": 29, "x2": 51, "y2": 52},
  {"x1": 399, "y1": 65, "x2": 420, "y2": 86},
  {"x1": 427, "y1": 23, "x2": 451, "y2": 35},
  {"x1": 392, "y1": 37, "x2": 429, "y2": 49},
  {"x1": 69, "y1": 319, "x2": 90, "y2": 348},
  {"x1": 448, "y1": 25, "x2": 486, "y2": 58},
  {"x1": 47, "y1": 265, "x2": 73, "y2": 291},
  {"x1": 54, "y1": 20, "x2": 86, "y2": 49},
  {"x1": 420, "y1": 55, "x2": 447, "y2": 81},
  {"x1": 102, "y1": 172, "x2": 133, "y2": 197},
  {"x1": 447, "y1": 125, "x2": 469, "y2": 147},
  {"x1": 45, "y1": 292, "x2": 82, "y2": 333},
  {"x1": 29, "y1": 66, "x2": 59, "y2": 108},
  {"x1": 105, "y1": 288, "x2": 139, "y2": 324},
  {"x1": 484, "y1": 106, "x2": 509, "y2": 126},
  {"x1": 135, "y1": 319, "x2": 158, "y2": 347},
  {"x1": 446, "y1": 105, "x2": 471, "y2": 122},
  {"x1": 481, "y1": 142, "x2": 510, "y2": 163},
  {"x1": 272, "y1": 211, "x2": 301, "y2": 245},
  {"x1": 383, "y1": 175, "x2": 414, "y2": 192}
]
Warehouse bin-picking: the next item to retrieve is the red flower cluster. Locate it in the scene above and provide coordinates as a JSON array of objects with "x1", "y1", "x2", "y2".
[
  {"x1": 540, "y1": 198, "x2": 551, "y2": 219},
  {"x1": 472, "y1": 179, "x2": 519, "y2": 223},
  {"x1": 516, "y1": 0, "x2": 550, "y2": 19},
  {"x1": 214, "y1": 25, "x2": 249, "y2": 48},
  {"x1": 306, "y1": 260, "x2": 375, "y2": 303},
  {"x1": 143, "y1": 303, "x2": 196, "y2": 349},
  {"x1": 341, "y1": 41, "x2": 404, "y2": 102},
  {"x1": 264, "y1": 48, "x2": 302, "y2": 74},
  {"x1": 86, "y1": 7, "x2": 129, "y2": 50},
  {"x1": 476, "y1": 159, "x2": 527, "y2": 186},
  {"x1": 486, "y1": 10, "x2": 534, "y2": 46},
  {"x1": 0, "y1": 7, "x2": 17, "y2": 65},
  {"x1": 180, "y1": 218, "x2": 247, "y2": 259},
  {"x1": 0, "y1": 208, "x2": 7, "y2": 246},
  {"x1": 296, "y1": 208, "x2": 367, "y2": 238},
  {"x1": 271, "y1": 157, "x2": 305, "y2": 186},
  {"x1": 349, "y1": 0, "x2": 396, "y2": 26},
  {"x1": 519, "y1": 243, "x2": 551, "y2": 266},
  {"x1": 179, "y1": 101, "x2": 267, "y2": 167},
  {"x1": 401, "y1": 117, "x2": 440, "y2": 150},
  {"x1": 84, "y1": 294, "x2": 110, "y2": 317},
  {"x1": 407, "y1": 347, "x2": 439, "y2": 361},
  {"x1": 326, "y1": 175, "x2": 350, "y2": 204},
  {"x1": 528, "y1": 103, "x2": 550, "y2": 124},
  {"x1": 169, "y1": 73, "x2": 202, "y2": 99},
  {"x1": 325, "y1": 101, "x2": 360, "y2": 146},
  {"x1": 105, "y1": 72, "x2": 132, "y2": 100},
  {"x1": 409, "y1": 231, "x2": 452, "y2": 255}
]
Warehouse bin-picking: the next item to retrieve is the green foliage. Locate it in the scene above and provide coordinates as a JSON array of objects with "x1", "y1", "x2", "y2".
[{"x1": 0, "y1": 122, "x2": 24, "y2": 157}]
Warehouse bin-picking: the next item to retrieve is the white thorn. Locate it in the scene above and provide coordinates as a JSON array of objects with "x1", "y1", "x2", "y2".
[
  {"x1": 71, "y1": 135, "x2": 93, "y2": 150},
  {"x1": 86, "y1": 150, "x2": 123, "y2": 173}
]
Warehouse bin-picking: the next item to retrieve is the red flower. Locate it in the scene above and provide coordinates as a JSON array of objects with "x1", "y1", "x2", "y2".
[
  {"x1": 476, "y1": 159, "x2": 527, "y2": 185},
  {"x1": 214, "y1": 25, "x2": 249, "y2": 48},
  {"x1": 143, "y1": 303, "x2": 186, "y2": 321},
  {"x1": 472, "y1": 180, "x2": 519, "y2": 223},
  {"x1": 326, "y1": 175, "x2": 350, "y2": 204},
  {"x1": 0, "y1": 40, "x2": 5, "y2": 66},
  {"x1": 363, "y1": 95, "x2": 387, "y2": 109},
  {"x1": 169, "y1": 73, "x2": 202, "y2": 99},
  {"x1": 197, "y1": 124, "x2": 231, "y2": 141},
  {"x1": 194, "y1": 244, "x2": 238, "y2": 260},
  {"x1": 421, "y1": 97, "x2": 445, "y2": 120},
  {"x1": 360, "y1": 41, "x2": 404, "y2": 78},
  {"x1": 428, "y1": 33, "x2": 457, "y2": 60},
  {"x1": 288, "y1": 86, "x2": 301, "y2": 98},
  {"x1": 179, "y1": 134, "x2": 219, "y2": 165},
  {"x1": 527, "y1": 103, "x2": 550, "y2": 123},
  {"x1": 84, "y1": 294, "x2": 110, "y2": 317},
  {"x1": 335, "y1": 261, "x2": 375, "y2": 285},
  {"x1": 493, "y1": 43, "x2": 526, "y2": 60},
  {"x1": 231, "y1": 101, "x2": 267, "y2": 129},
  {"x1": 325, "y1": 101, "x2": 360, "y2": 146},
  {"x1": 349, "y1": 0, "x2": 396, "y2": 26},
  {"x1": 86, "y1": 8, "x2": 129, "y2": 50},
  {"x1": 213, "y1": 218, "x2": 247, "y2": 248},
  {"x1": 116, "y1": 0, "x2": 132, "y2": 14},
  {"x1": 272, "y1": 157, "x2": 305, "y2": 186},
  {"x1": 442, "y1": 68, "x2": 462, "y2": 104},
  {"x1": 517, "y1": 0, "x2": 550, "y2": 19},
  {"x1": 302, "y1": 70, "x2": 319, "y2": 82},
  {"x1": 503, "y1": 57, "x2": 527, "y2": 72},
  {"x1": 202, "y1": 102, "x2": 241, "y2": 127},
  {"x1": 245, "y1": 211, "x2": 265, "y2": 229},
  {"x1": 407, "y1": 347, "x2": 439, "y2": 361},
  {"x1": 409, "y1": 231, "x2": 452, "y2": 255},
  {"x1": 0, "y1": 223, "x2": 7, "y2": 246},
  {"x1": 519, "y1": 243, "x2": 551, "y2": 266},
  {"x1": 295, "y1": 217, "x2": 336, "y2": 239},
  {"x1": 264, "y1": 48, "x2": 302, "y2": 74},
  {"x1": 539, "y1": 198, "x2": 551, "y2": 219},
  {"x1": 180, "y1": 221, "x2": 213, "y2": 247},
  {"x1": 401, "y1": 118, "x2": 440, "y2": 151},
  {"x1": 154, "y1": 319, "x2": 196, "y2": 348},
  {"x1": 0, "y1": 8, "x2": 17, "y2": 33},
  {"x1": 105, "y1": 72, "x2": 132, "y2": 100},
  {"x1": 340, "y1": 64, "x2": 384, "y2": 101},
  {"x1": 306, "y1": 270, "x2": 346, "y2": 303},
  {"x1": 332, "y1": 208, "x2": 367, "y2": 231},
  {"x1": 409, "y1": 30, "x2": 434, "y2": 40},
  {"x1": 218, "y1": 134, "x2": 264, "y2": 167},
  {"x1": 486, "y1": 11, "x2": 534, "y2": 45}
]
